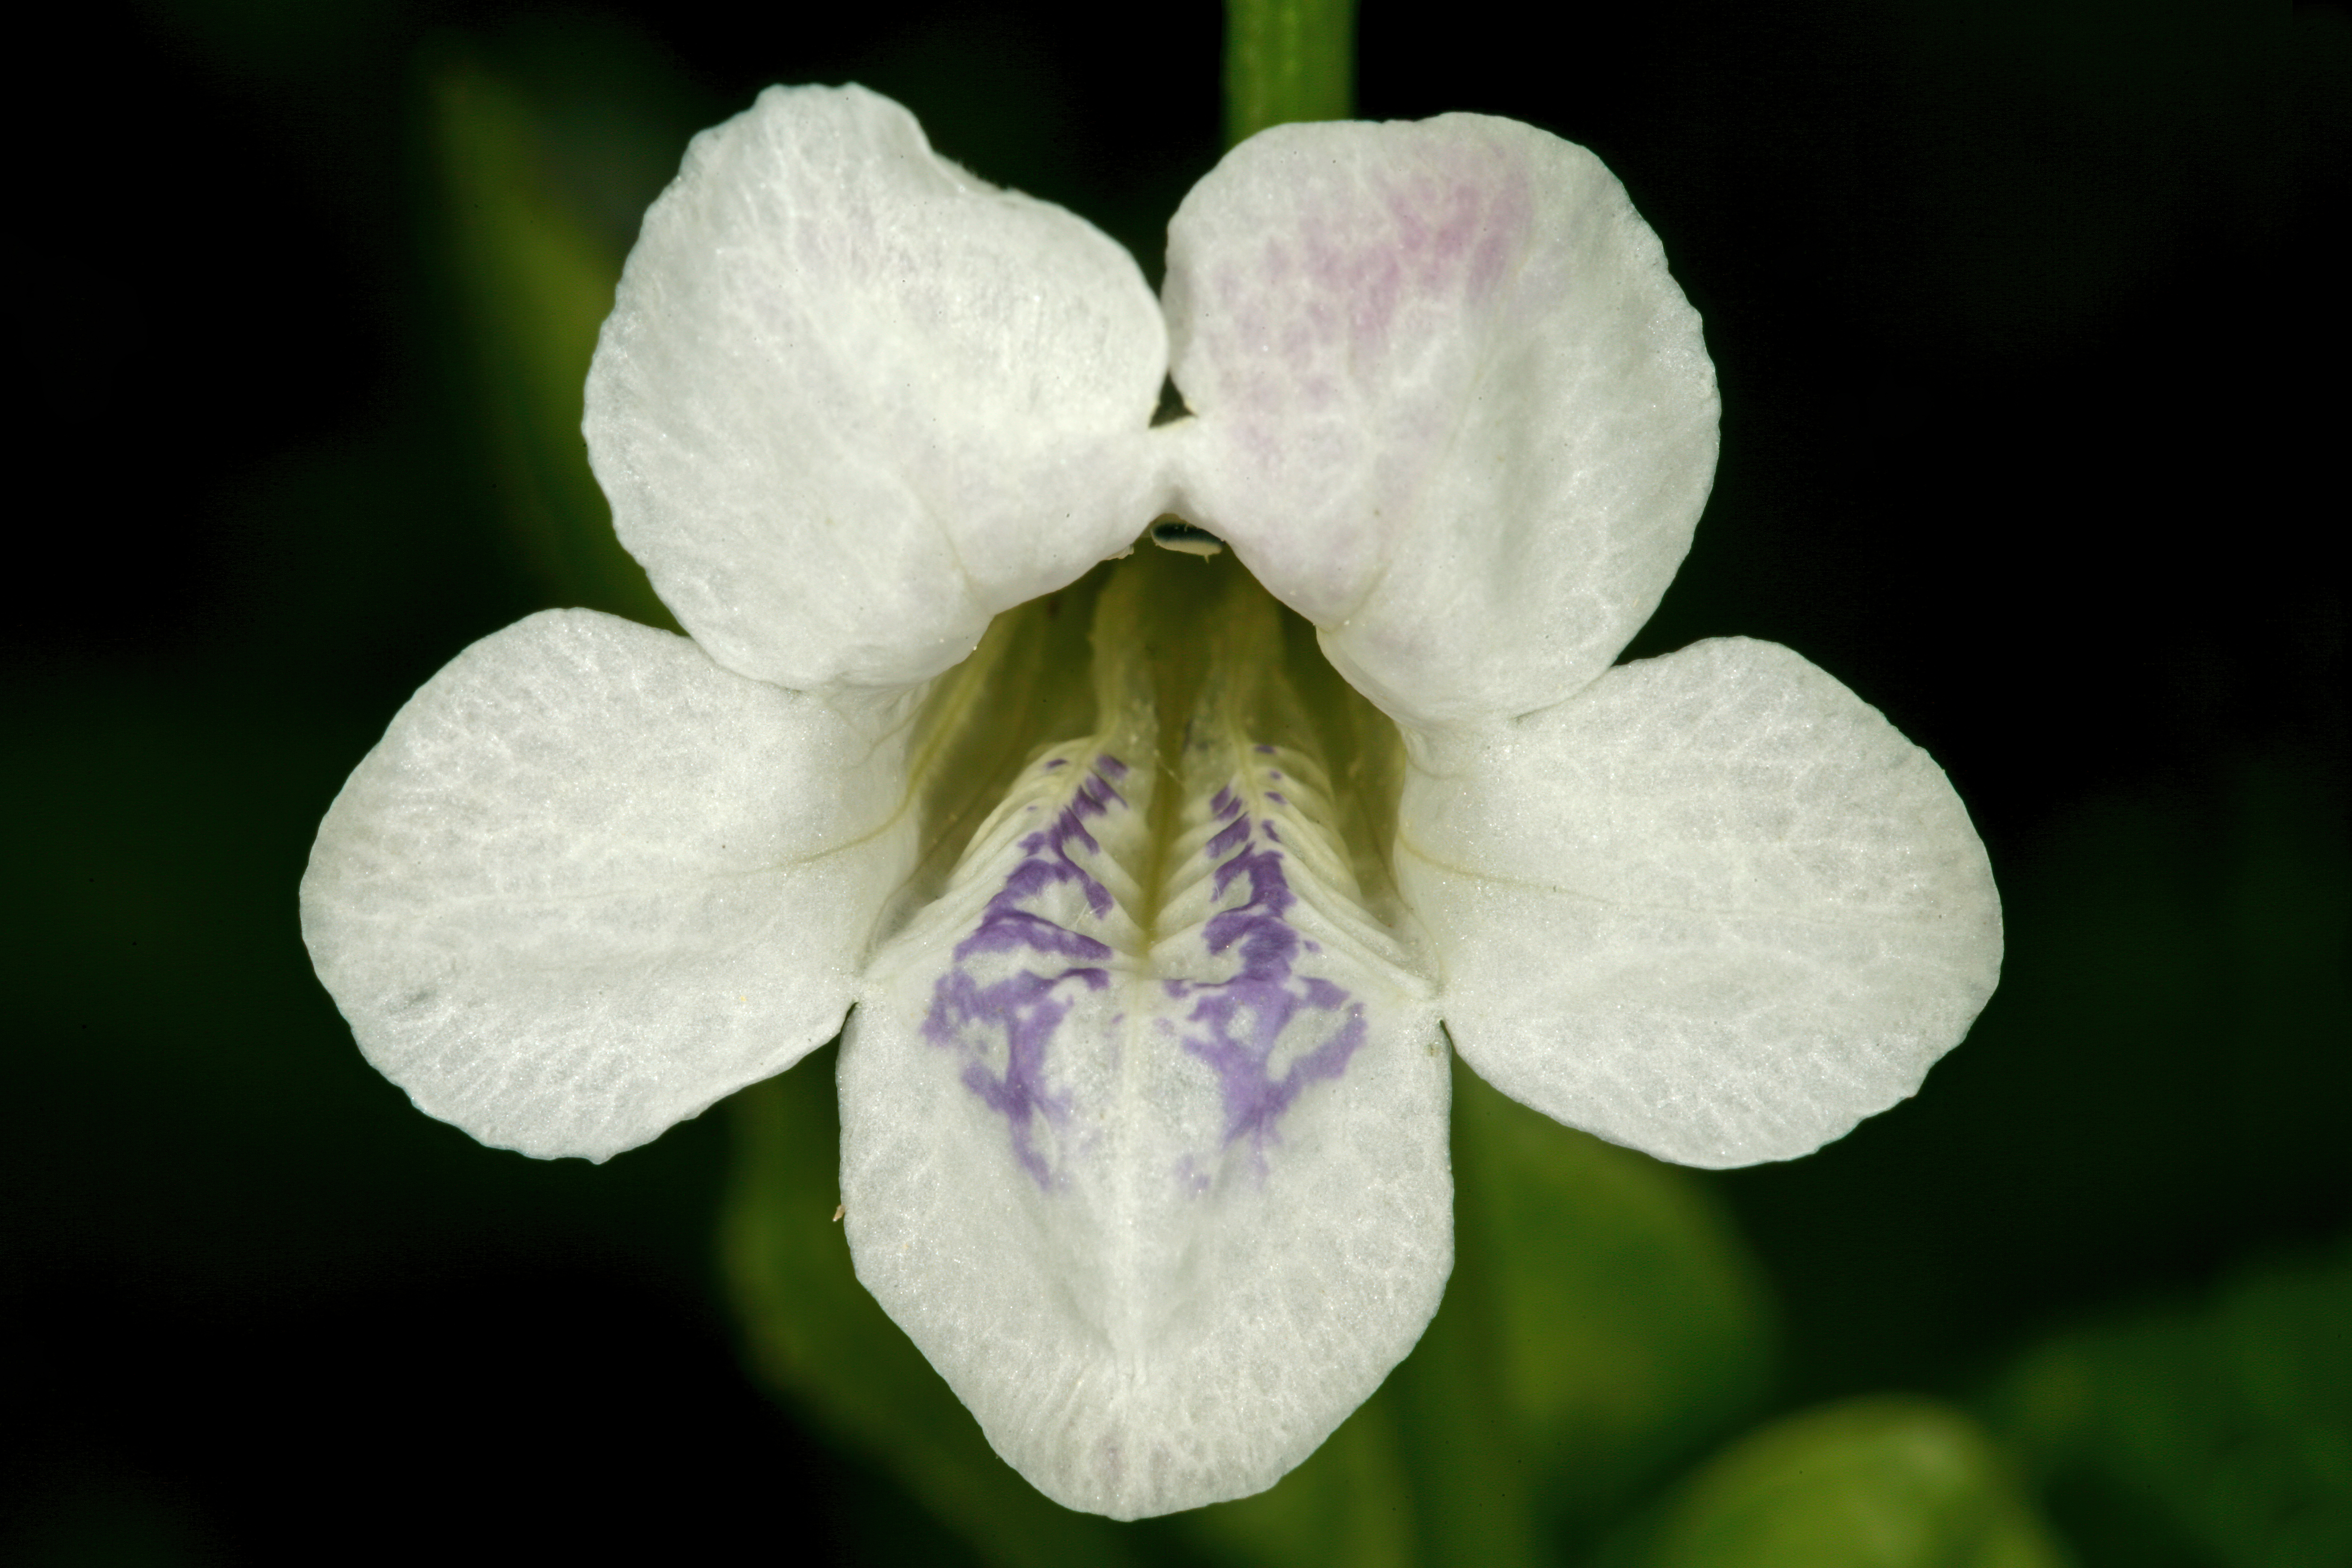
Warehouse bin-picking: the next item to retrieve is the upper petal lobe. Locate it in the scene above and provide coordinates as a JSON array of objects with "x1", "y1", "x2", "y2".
[
  {"x1": 1161, "y1": 114, "x2": 1719, "y2": 728},
  {"x1": 587, "y1": 85, "x2": 1170, "y2": 693}
]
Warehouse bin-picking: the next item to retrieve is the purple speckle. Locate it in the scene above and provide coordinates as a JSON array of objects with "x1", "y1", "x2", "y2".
[
  {"x1": 919, "y1": 758, "x2": 1371, "y2": 1195},
  {"x1": 923, "y1": 758, "x2": 1129, "y2": 1186},
  {"x1": 1167, "y1": 789, "x2": 1366, "y2": 1157}
]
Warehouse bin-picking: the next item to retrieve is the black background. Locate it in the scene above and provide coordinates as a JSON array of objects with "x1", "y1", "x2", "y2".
[{"x1": 6, "y1": 2, "x2": 2344, "y2": 1562}]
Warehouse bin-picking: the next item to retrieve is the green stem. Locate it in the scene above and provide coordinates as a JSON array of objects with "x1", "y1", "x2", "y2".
[{"x1": 1223, "y1": 0, "x2": 1357, "y2": 147}]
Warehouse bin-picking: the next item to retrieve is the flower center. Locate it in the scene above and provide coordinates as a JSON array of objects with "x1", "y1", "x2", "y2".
[{"x1": 863, "y1": 545, "x2": 1427, "y2": 1192}]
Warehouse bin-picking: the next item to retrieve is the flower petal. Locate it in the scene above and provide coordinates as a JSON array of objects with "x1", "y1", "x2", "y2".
[
  {"x1": 843, "y1": 737, "x2": 1450, "y2": 1518},
  {"x1": 585, "y1": 85, "x2": 1169, "y2": 692},
  {"x1": 1398, "y1": 638, "x2": 2001, "y2": 1168},
  {"x1": 301, "y1": 610, "x2": 917, "y2": 1160},
  {"x1": 1161, "y1": 114, "x2": 1718, "y2": 728}
]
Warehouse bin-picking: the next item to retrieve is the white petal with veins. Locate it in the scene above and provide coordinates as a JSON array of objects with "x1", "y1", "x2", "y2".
[
  {"x1": 844, "y1": 726, "x2": 1447, "y2": 1518},
  {"x1": 1162, "y1": 114, "x2": 1718, "y2": 729},
  {"x1": 1400, "y1": 638, "x2": 2001, "y2": 1168},
  {"x1": 302, "y1": 610, "x2": 918, "y2": 1160},
  {"x1": 587, "y1": 85, "x2": 1170, "y2": 694}
]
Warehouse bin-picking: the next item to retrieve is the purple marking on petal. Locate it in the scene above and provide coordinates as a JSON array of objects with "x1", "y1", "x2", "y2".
[
  {"x1": 1166, "y1": 786, "x2": 1369, "y2": 1157},
  {"x1": 956, "y1": 907, "x2": 1111, "y2": 963},
  {"x1": 1254, "y1": 744, "x2": 1275, "y2": 754},
  {"x1": 1265, "y1": 791, "x2": 1286, "y2": 805},
  {"x1": 1301, "y1": 976, "x2": 1348, "y2": 1009},
  {"x1": 1096, "y1": 754, "x2": 1128, "y2": 779},
  {"x1": 925, "y1": 965, "x2": 1105, "y2": 1184},
  {"x1": 925, "y1": 759, "x2": 1371, "y2": 1194},
  {"x1": 1044, "y1": 757, "x2": 1067, "y2": 770},
  {"x1": 922, "y1": 755, "x2": 1135, "y2": 1187}
]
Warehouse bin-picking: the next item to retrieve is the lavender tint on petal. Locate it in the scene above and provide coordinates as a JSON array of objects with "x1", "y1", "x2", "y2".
[{"x1": 1175, "y1": 1154, "x2": 1211, "y2": 1197}]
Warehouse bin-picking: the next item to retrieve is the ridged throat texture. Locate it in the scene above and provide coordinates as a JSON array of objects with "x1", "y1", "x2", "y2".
[{"x1": 881, "y1": 547, "x2": 1414, "y2": 965}]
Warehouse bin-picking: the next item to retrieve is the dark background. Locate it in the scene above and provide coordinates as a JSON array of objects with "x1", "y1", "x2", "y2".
[{"x1": 6, "y1": 1, "x2": 2343, "y2": 1562}]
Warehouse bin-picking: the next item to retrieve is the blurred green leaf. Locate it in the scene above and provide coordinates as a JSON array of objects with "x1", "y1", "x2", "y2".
[
  {"x1": 1624, "y1": 1398, "x2": 2070, "y2": 1568},
  {"x1": 1396, "y1": 1057, "x2": 1775, "y2": 1561},
  {"x1": 1180, "y1": 1390, "x2": 1419, "y2": 1568},
  {"x1": 1171, "y1": 1054, "x2": 1773, "y2": 1567},
  {"x1": 1454, "y1": 1054, "x2": 1775, "y2": 1515},
  {"x1": 721, "y1": 1054, "x2": 1139, "y2": 1568},
  {"x1": 1712, "y1": 756, "x2": 2349, "y2": 1399},
  {"x1": 428, "y1": 57, "x2": 673, "y2": 627},
  {"x1": 1987, "y1": 1242, "x2": 2352, "y2": 1568},
  {"x1": 4, "y1": 1461, "x2": 222, "y2": 1568}
]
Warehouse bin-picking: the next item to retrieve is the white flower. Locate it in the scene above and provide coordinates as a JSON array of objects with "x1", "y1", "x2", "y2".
[{"x1": 301, "y1": 85, "x2": 2000, "y2": 1519}]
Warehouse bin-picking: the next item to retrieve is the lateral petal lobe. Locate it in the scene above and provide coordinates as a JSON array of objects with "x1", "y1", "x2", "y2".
[
  {"x1": 302, "y1": 610, "x2": 918, "y2": 1160},
  {"x1": 1400, "y1": 638, "x2": 2000, "y2": 1167}
]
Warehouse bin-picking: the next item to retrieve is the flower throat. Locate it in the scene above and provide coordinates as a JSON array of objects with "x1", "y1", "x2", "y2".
[{"x1": 886, "y1": 541, "x2": 1410, "y2": 956}]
